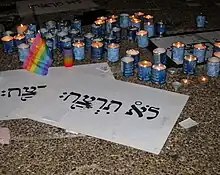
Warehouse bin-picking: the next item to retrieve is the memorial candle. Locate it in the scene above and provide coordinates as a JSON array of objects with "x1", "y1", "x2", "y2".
[
  {"x1": 131, "y1": 18, "x2": 141, "y2": 29},
  {"x1": 193, "y1": 43, "x2": 206, "y2": 63},
  {"x1": 1, "y1": 35, "x2": 14, "y2": 53},
  {"x1": 106, "y1": 18, "x2": 117, "y2": 34},
  {"x1": 152, "y1": 64, "x2": 166, "y2": 84},
  {"x1": 17, "y1": 24, "x2": 28, "y2": 34},
  {"x1": 134, "y1": 12, "x2": 145, "y2": 22},
  {"x1": 17, "y1": 43, "x2": 29, "y2": 62},
  {"x1": 136, "y1": 30, "x2": 149, "y2": 48},
  {"x1": 171, "y1": 41, "x2": 185, "y2": 61},
  {"x1": 72, "y1": 41, "x2": 85, "y2": 61},
  {"x1": 14, "y1": 34, "x2": 25, "y2": 47},
  {"x1": 213, "y1": 41, "x2": 220, "y2": 52},
  {"x1": 126, "y1": 49, "x2": 140, "y2": 69},
  {"x1": 143, "y1": 15, "x2": 154, "y2": 23},
  {"x1": 120, "y1": 13, "x2": 129, "y2": 28},
  {"x1": 91, "y1": 41, "x2": 104, "y2": 61},
  {"x1": 94, "y1": 19, "x2": 105, "y2": 35},
  {"x1": 181, "y1": 78, "x2": 190, "y2": 86},
  {"x1": 107, "y1": 43, "x2": 120, "y2": 62},
  {"x1": 207, "y1": 57, "x2": 220, "y2": 77}
]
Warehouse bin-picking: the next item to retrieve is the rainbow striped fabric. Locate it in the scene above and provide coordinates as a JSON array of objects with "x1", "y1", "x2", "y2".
[{"x1": 23, "y1": 33, "x2": 52, "y2": 75}]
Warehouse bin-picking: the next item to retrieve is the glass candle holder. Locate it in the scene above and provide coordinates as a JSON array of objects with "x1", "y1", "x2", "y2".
[
  {"x1": 1, "y1": 35, "x2": 14, "y2": 53},
  {"x1": 28, "y1": 23, "x2": 37, "y2": 33},
  {"x1": 71, "y1": 19, "x2": 82, "y2": 33},
  {"x1": 60, "y1": 36, "x2": 72, "y2": 50},
  {"x1": 45, "y1": 33, "x2": 57, "y2": 50},
  {"x1": 171, "y1": 41, "x2": 185, "y2": 61},
  {"x1": 196, "y1": 14, "x2": 206, "y2": 28},
  {"x1": 25, "y1": 30, "x2": 35, "y2": 42},
  {"x1": 193, "y1": 43, "x2": 206, "y2": 63},
  {"x1": 97, "y1": 16, "x2": 107, "y2": 21},
  {"x1": 57, "y1": 31, "x2": 68, "y2": 48},
  {"x1": 40, "y1": 28, "x2": 48, "y2": 38},
  {"x1": 3, "y1": 31, "x2": 14, "y2": 36},
  {"x1": 27, "y1": 37, "x2": 35, "y2": 46},
  {"x1": 136, "y1": 30, "x2": 149, "y2": 48},
  {"x1": 134, "y1": 12, "x2": 145, "y2": 22},
  {"x1": 156, "y1": 21, "x2": 166, "y2": 37},
  {"x1": 45, "y1": 20, "x2": 56, "y2": 30},
  {"x1": 198, "y1": 76, "x2": 209, "y2": 85},
  {"x1": 91, "y1": 23, "x2": 102, "y2": 37},
  {"x1": 104, "y1": 35, "x2": 116, "y2": 50},
  {"x1": 72, "y1": 41, "x2": 85, "y2": 61},
  {"x1": 68, "y1": 29, "x2": 80, "y2": 40}
]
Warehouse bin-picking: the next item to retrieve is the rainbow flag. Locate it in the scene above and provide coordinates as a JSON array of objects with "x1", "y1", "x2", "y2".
[{"x1": 23, "y1": 33, "x2": 52, "y2": 75}]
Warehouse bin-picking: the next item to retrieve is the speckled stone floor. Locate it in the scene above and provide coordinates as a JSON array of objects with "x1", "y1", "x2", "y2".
[{"x1": 1, "y1": 1, "x2": 220, "y2": 174}]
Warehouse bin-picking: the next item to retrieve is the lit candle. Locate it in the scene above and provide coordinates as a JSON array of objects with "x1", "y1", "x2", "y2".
[
  {"x1": 106, "y1": 18, "x2": 117, "y2": 34},
  {"x1": 144, "y1": 22, "x2": 155, "y2": 37},
  {"x1": 213, "y1": 41, "x2": 220, "y2": 52},
  {"x1": 131, "y1": 18, "x2": 141, "y2": 29},
  {"x1": 183, "y1": 55, "x2": 197, "y2": 75},
  {"x1": 13, "y1": 34, "x2": 25, "y2": 47},
  {"x1": 180, "y1": 78, "x2": 190, "y2": 86},
  {"x1": 198, "y1": 76, "x2": 208, "y2": 84},
  {"x1": 94, "y1": 20, "x2": 105, "y2": 35},
  {"x1": 17, "y1": 24, "x2": 28, "y2": 34},
  {"x1": 25, "y1": 30, "x2": 35, "y2": 41},
  {"x1": 17, "y1": 43, "x2": 29, "y2": 62},
  {"x1": 107, "y1": 43, "x2": 120, "y2": 62},
  {"x1": 129, "y1": 15, "x2": 135, "y2": 27},
  {"x1": 126, "y1": 49, "x2": 140, "y2": 69},
  {"x1": 143, "y1": 15, "x2": 154, "y2": 23},
  {"x1": 91, "y1": 41, "x2": 104, "y2": 61},
  {"x1": 72, "y1": 41, "x2": 85, "y2": 61},
  {"x1": 137, "y1": 60, "x2": 152, "y2": 81},
  {"x1": 152, "y1": 64, "x2": 167, "y2": 84},
  {"x1": 171, "y1": 41, "x2": 185, "y2": 61},
  {"x1": 193, "y1": 43, "x2": 206, "y2": 63},
  {"x1": 136, "y1": 30, "x2": 149, "y2": 48},
  {"x1": 104, "y1": 35, "x2": 116, "y2": 50},
  {"x1": 1, "y1": 35, "x2": 14, "y2": 53},
  {"x1": 207, "y1": 57, "x2": 220, "y2": 77}
]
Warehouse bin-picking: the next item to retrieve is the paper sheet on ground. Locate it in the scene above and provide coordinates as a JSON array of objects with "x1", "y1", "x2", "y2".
[
  {"x1": 13, "y1": 72, "x2": 188, "y2": 154},
  {"x1": 0, "y1": 63, "x2": 114, "y2": 121}
]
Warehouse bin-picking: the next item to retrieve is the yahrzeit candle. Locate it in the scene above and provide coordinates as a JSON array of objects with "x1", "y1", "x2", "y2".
[
  {"x1": 143, "y1": 15, "x2": 154, "y2": 23},
  {"x1": 152, "y1": 64, "x2": 166, "y2": 84},
  {"x1": 136, "y1": 30, "x2": 149, "y2": 48},
  {"x1": 183, "y1": 55, "x2": 197, "y2": 75},
  {"x1": 107, "y1": 43, "x2": 120, "y2": 62},
  {"x1": 213, "y1": 41, "x2": 220, "y2": 52},
  {"x1": 18, "y1": 43, "x2": 29, "y2": 62},
  {"x1": 72, "y1": 41, "x2": 85, "y2": 61},
  {"x1": 144, "y1": 22, "x2": 155, "y2": 37},
  {"x1": 171, "y1": 41, "x2": 185, "y2": 61},
  {"x1": 131, "y1": 18, "x2": 141, "y2": 29},
  {"x1": 106, "y1": 18, "x2": 117, "y2": 34},
  {"x1": 17, "y1": 24, "x2": 28, "y2": 34},
  {"x1": 121, "y1": 56, "x2": 134, "y2": 77},
  {"x1": 91, "y1": 41, "x2": 104, "y2": 61},
  {"x1": 193, "y1": 43, "x2": 206, "y2": 63},
  {"x1": 137, "y1": 60, "x2": 152, "y2": 81},
  {"x1": 153, "y1": 48, "x2": 167, "y2": 65},
  {"x1": 14, "y1": 34, "x2": 25, "y2": 47},
  {"x1": 126, "y1": 49, "x2": 140, "y2": 69},
  {"x1": 207, "y1": 57, "x2": 220, "y2": 77},
  {"x1": 120, "y1": 13, "x2": 129, "y2": 28},
  {"x1": 1, "y1": 35, "x2": 14, "y2": 53}
]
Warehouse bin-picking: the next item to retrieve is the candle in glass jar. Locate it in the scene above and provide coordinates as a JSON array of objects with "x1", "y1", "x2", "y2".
[
  {"x1": 72, "y1": 41, "x2": 85, "y2": 61},
  {"x1": 136, "y1": 30, "x2": 149, "y2": 48},
  {"x1": 57, "y1": 31, "x2": 68, "y2": 48},
  {"x1": 153, "y1": 48, "x2": 167, "y2": 65},
  {"x1": 17, "y1": 24, "x2": 28, "y2": 34},
  {"x1": 40, "y1": 28, "x2": 48, "y2": 38},
  {"x1": 156, "y1": 21, "x2": 166, "y2": 37},
  {"x1": 1, "y1": 35, "x2": 14, "y2": 53},
  {"x1": 196, "y1": 14, "x2": 206, "y2": 28},
  {"x1": 63, "y1": 47, "x2": 74, "y2": 67},
  {"x1": 14, "y1": 34, "x2": 25, "y2": 47},
  {"x1": 144, "y1": 22, "x2": 155, "y2": 37},
  {"x1": 137, "y1": 60, "x2": 152, "y2": 81},
  {"x1": 68, "y1": 28, "x2": 80, "y2": 40},
  {"x1": 207, "y1": 57, "x2": 220, "y2": 77},
  {"x1": 151, "y1": 64, "x2": 166, "y2": 84},
  {"x1": 171, "y1": 41, "x2": 185, "y2": 62},
  {"x1": 104, "y1": 35, "x2": 116, "y2": 50},
  {"x1": 17, "y1": 43, "x2": 29, "y2": 62},
  {"x1": 28, "y1": 23, "x2": 37, "y2": 33},
  {"x1": 183, "y1": 55, "x2": 197, "y2": 75},
  {"x1": 106, "y1": 18, "x2": 117, "y2": 34},
  {"x1": 126, "y1": 49, "x2": 140, "y2": 69},
  {"x1": 107, "y1": 43, "x2": 120, "y2": 62},
  {"x1": 94, "y1": 20, "x2": 105, "y2": 35},
  {"x1": 91, "y1": 41, "x2": 104, "y2": 61},
  {"x1": 193, "y1": 43, "x2": 206, "y2": 63},
  {"x1": 45, "y1": 20, "x2": 56, "y2": 30}
]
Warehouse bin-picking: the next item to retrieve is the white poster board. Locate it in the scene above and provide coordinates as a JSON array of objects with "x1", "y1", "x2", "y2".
[
  {"x1": 16, "y1": 0, "x2": 99, "y2": 17},
  {"x1": 14, "y1": 71, "x2": 188, "y2": 154},
  {"x1": 0, "y1": 63, "x2": 113, "y2": 121},
  {"x1": 150, "y1": 31, "x2": 220, "y2": 65}
]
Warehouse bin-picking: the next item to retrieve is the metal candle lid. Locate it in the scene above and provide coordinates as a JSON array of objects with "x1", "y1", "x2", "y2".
[
  {"x1": 120, "y1": 13, "x2": 129, "y2": 17},
  {"x1": 184, "y1": 55, "x2": 197, "y2": 61},
  {"x1": 72, "y1": 41, "x2": 85, "y2": 47},
  {"x1": 208, "y1": 56, "x2": 220, "y2": 62},
  {"x1": 1, "y1": 35, "x2": 13, "y2": 41},
  {"x1": 172, "y1": 41, "x2": 185, "y2": 48},
  {"x1": 138, "y1": 60, "x2": 152, "y2": 67},
  {"x1": 14, "y1": 34, "x2": 25, "y2": 40},
  {"x1": 126, "y1": 49, "x2": 139, "y2": 56},
  {"x1": 91, "y1": 41, "x2": 103, "y2": 48},
  {"x1": 194, "y1": 43, "x2": 206, "y2": 49},
  {"x1": 152, "y1": 64, "x2": 166, "y2": 70}
]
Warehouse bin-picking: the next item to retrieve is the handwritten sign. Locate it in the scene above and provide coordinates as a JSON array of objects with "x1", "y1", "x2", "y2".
[
  {"x1": 0, "y1": 63, "x2": 113, "y2": 120},
  {"x1": 150, "y1": 31, "x2": 220, "y2": 65},
  {"x1": 16, "y1": 0, "x2": 99, "y2": 16},
  {"x1": 13, "y1": 70, "x2": 188, "y2": 154}
]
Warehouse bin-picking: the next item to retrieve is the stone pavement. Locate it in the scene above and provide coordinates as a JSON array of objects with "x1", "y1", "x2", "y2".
[{"x1": 0, "y1": 0, "x2": 220, "y2": 174}]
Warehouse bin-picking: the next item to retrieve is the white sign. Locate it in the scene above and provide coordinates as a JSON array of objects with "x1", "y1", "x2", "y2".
[
  {"x1": 0, "y1": 63, "x2": 113, "y2": 121},
  {"x1": 150, "y1": 31, "x2": 220, "y2": 65},
  {"x1": 14, "y1": 70, "x2": 188, "y2": 154},
  {"x1": 16, "y1": 0, "x2": 99, "y2": 16}
]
